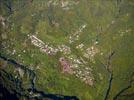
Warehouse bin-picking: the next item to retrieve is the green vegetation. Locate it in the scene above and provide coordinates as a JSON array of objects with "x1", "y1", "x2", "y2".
[{"x1": 0, "y1": 0, "x2": 134, "y2": 100}]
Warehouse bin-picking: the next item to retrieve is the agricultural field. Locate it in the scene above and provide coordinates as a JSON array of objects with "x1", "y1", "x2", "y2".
[{"x1": 0, "y1": 0, "x2": 134, "y2": 100}]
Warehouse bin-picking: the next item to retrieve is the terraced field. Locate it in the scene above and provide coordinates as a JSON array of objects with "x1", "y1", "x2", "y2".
[{"x1": 0, "y1": 0, "x2": 134, "y2": 100}]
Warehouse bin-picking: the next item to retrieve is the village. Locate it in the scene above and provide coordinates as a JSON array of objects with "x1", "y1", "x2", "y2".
[
  {"x1": 29, "y1": 34, "x2": 95, "y2": 86},
  {"x1": 1, "y1": 0, "x2": 133, "y2": 99}
]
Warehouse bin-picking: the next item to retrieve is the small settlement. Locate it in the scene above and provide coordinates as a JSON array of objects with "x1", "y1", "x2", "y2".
[{"x1": 29, "y1": 34, "x2": 95, "y2": 86}]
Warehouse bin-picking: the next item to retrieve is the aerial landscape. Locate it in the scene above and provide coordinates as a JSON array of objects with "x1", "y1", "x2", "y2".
[{"x1": 0, "y1": 0, "x2": 134, "y2": 100}]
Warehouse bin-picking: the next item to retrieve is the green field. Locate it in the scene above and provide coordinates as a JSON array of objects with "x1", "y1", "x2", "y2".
[{"x1": 0, "y1": 0, "x2": 134, "y2": 100}]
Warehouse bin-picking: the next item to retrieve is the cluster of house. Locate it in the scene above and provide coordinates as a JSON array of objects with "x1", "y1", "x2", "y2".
[
  {"x1": 76, "y1": 43, "x2": 84, "y2": 51},
  {"x1": 83, "y1": 46, "x2": 99, "y2": 62},
  {"x1": 69, "y1": 24, "x2": 87, "y2": 43},
  {"x1": 30, "y1": 35, "x2": 59, "y2": 55},
  {"x1": 29, "y1": 35, "x2": 95, "y2": 86},
  {"x1": 59, "y1": 55, "x2": 94, "y2": 86},
  {"x1": 59, "y1": 57, "x2": 73, "y2": 74},
  {"x1": 58, "y1": 45, "x2": 71, "y2": 55},
  {"x1": 72, "y1": 57, "x2": 94, "y2": 86},
  {"x1": 29, "y1": 35, "x2": 71, "y2": 56},
  {"x1": 75, "y1": 67, "x2": 94, "y2": 86},
  {"x1": 72, "y1": 63, "x2": 94, "y2": 86}
]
